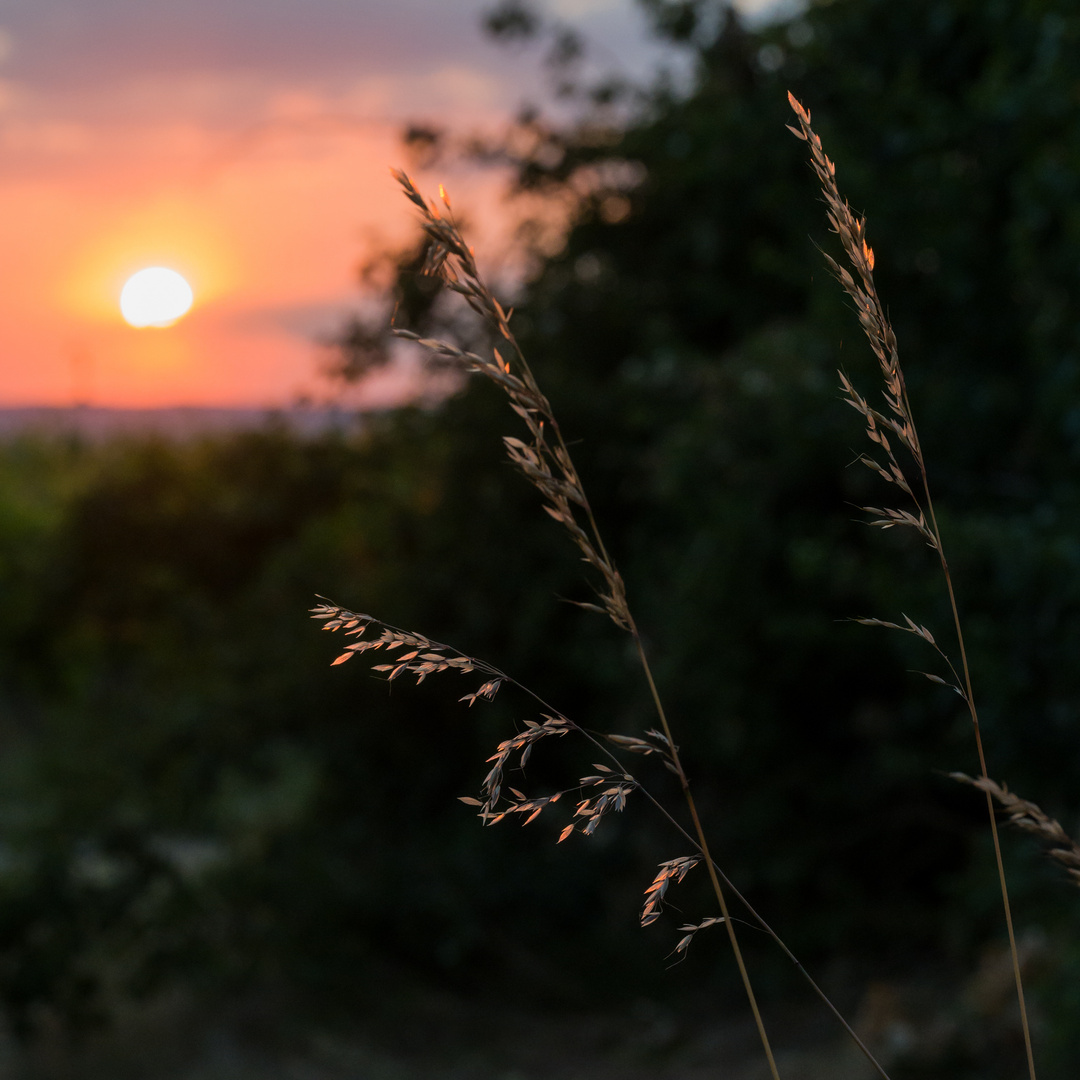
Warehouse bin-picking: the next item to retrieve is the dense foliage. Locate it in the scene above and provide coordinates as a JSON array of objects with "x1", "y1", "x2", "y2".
[{"x1": 1, "y1": 0, "x2": 1079, "y2": 1073}]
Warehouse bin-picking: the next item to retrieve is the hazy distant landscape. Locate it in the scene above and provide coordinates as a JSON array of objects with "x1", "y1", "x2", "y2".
[{"x1": 0, "y1": 405, "x2": 364, "y2": 440}]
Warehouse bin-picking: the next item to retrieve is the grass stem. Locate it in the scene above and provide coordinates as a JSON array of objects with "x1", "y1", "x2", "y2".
[
  {"x1": 789, "y1": 91, "x2": 1037, "y2": 1079},
  {"x1": 630, "y1": 628, "x2": 782, "y2": 1080}
]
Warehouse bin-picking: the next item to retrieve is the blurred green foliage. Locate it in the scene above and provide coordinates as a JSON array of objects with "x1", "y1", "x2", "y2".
[{"x1": 1, "y1": 0, "x2": 1080, "y2": 1073}]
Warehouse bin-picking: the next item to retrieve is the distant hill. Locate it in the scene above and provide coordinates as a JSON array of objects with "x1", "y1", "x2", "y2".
[{"x1": 0, "y1": 406, "x2": 365, "y2": 441}]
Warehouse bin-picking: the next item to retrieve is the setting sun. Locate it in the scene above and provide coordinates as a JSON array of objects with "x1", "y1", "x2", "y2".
[{"x1": 119, "y1": 267, "x2": 195, "y2": 328}]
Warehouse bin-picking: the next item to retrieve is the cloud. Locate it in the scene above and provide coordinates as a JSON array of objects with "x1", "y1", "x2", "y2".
[
  {"x1": 1, "y1": 0, "x2": 668, "y2": 117},
  {"x1": 2, "y1": 0, "x2": 500, "y2": 92}
]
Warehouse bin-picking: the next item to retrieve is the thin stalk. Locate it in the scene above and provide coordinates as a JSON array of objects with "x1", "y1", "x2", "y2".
[
  {"x1": 904, "y1": 375, "x2": 1033, "y2": 1074},
  {"x1": 629, "y1": 625, "x2": 781, "y2": 1080},
  {"x1": 502, "y1": 274, "x2": 783, "y2": 1076},
  {"x1": 920, "y1": 482, "x2": 1037, "y2": 1080},
  {"x1": 631, "y1": 783, "x2": 891, "y2": 1080},
  {"x1": 400, "y1": 174, "x2": 774, "y2": 1078}
]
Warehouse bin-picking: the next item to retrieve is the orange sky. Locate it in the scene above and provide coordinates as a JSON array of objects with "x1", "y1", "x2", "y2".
[
  {"x1": 0, "y1": 0, "x2": 664, "y2": 408},
  {"x1": 0, "y1": 0, "x2": 775, "y2": 408},
  {"x1": 5, "y1": 116, "x2": 416, "y2": 407}
]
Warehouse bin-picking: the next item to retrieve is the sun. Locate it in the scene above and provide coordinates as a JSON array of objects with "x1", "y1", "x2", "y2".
[{"x1": 120, "y1": 267, "x2": 194, "y2": 328}]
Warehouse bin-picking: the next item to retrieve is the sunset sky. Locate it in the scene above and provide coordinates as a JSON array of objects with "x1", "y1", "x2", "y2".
[{"x1": 0, "y1": 0, "x2": 782, "y2": 409}]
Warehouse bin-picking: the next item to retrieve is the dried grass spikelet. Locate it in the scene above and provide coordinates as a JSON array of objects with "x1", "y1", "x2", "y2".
[
  {"x1": 311, "y1": 600, "x2": 503, "y2": 690},
  {"x1": 641, "y1": 856, "x2": 729, "y2": 958},
  {"x1": 314, "y1": 599, "x2": 736, "y2": 949},
  {"x1": 391, "y1": 169, "x2": 630, "y2": 632},
  {"x1": 953, "y1": 774, "x2": 1080, "y2": 888},
  {"x1": 850, "y1": 614, "x2": 968, "y2": 700},
  {"x1": 641, "y1": 855, "x2": 700, "y2": 927},
  {"x1": 316, "y1": 593, "x2": 748, "y2": 973},
  {"x1": 312, "y1": 599, "x2": 650, "y2": 836},
  {"x1": 786, "y1": 93, "x2": 936, "y2": 552}
]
